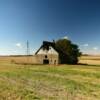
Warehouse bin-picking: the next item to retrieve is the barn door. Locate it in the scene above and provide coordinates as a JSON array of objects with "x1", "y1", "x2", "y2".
[{"x1": 43, "y1": 59, "x2": 49, "y2": 64}]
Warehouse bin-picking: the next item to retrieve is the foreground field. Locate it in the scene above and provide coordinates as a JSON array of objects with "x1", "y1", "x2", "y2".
[{"x1": 0, "y1": 63, "x2": 100, "y2": 100}]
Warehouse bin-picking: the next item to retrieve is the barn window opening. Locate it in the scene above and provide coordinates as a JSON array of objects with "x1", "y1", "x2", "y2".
[
  {"x1": 45, "y1": 55, "x2": 47, "y2": 58},
  {"x1": 54, "y1": 60, "x2": 56, "y2": 64}
]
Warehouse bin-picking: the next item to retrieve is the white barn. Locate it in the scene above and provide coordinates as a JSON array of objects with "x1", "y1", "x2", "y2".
[{"x1": 34, "y1": 41, "x2": 59, "y2": 64}]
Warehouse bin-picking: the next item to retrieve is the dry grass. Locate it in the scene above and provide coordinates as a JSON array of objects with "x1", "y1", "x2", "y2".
[
  {"x1": 0, "y1": 56, "x2": 35, "y2": 64},
  {"x1": 0, "y1": 60, "x2": 99, "y2": 99},
  {"x1": 0, "y1": 56, "x2": 99, "y2": 99},
  {"x1": 79, "y1": 55, "x2": 100, "y2": 65}
]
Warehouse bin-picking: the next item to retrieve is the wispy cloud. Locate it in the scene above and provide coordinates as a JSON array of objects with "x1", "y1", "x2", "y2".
[
  {"x1": 93, "y1": 47, "x2": 98, "y2": 50},
  {"x1": 83, "y1": 44, "x2": 89, "y2": 47},
  {"x1": 63, "y1": 36, "x2": 69, "y2": 39},
  {"x1": 16, "y1": 43, "x2": 22, "y2": 48}
]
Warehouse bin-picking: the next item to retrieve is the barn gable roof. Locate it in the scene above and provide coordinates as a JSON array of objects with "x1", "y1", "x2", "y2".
[{"x1": 35, "y1": 41, "x2": 58, "y2": 55}]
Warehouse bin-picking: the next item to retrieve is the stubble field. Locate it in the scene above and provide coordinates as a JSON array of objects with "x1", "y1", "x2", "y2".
[
  {"x1": 0, "y1": 56, "x2": 100, "y2": 100},
  {"x1": 79, "y1": 55, "x2": 100, "y2": 65},
  {"x1": 0, "y1": 63, "x2": 100, "y2": 100}
]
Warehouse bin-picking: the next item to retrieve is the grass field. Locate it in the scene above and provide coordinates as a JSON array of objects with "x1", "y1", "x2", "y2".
[{"x1": 0, "y1": 62, "x2": 100, "y2": 100}]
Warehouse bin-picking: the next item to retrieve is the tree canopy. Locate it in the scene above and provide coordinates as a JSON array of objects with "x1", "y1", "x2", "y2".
[{"x1": 55, "y1": 39, "x2": 81, "y2": 64}]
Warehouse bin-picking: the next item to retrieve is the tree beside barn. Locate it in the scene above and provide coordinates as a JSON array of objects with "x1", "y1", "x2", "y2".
[{"x1": 55, "y1": 39, "x2": 81, "y2": 64}]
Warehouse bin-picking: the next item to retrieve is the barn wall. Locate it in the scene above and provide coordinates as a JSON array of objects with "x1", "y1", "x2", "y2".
[{"x1": 34, "y1": 54, "x2": 59, "y2": 64}]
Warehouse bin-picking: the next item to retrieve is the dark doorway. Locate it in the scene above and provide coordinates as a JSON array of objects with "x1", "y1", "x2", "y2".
[
  {"x1": 43, "y1": 59, "x2": 49, "y2": 64},
  {"x1": 54, "y1": 60, "x2": 56, "y2": 64}
]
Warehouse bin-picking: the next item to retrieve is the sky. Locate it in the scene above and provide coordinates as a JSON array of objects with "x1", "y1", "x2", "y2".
[{"x1": 0, "y1": 0, "x2": 100, "y2": 55}]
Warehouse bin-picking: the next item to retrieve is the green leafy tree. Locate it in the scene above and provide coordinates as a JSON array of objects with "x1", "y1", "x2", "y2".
[{"x1": 55, "y1": 39, "x2": 81, "y2": 64}]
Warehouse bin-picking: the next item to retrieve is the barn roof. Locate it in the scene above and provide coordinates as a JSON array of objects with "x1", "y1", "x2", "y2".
[{"x1": 35, "y1": 41, "x2": 57, "y2": 55}]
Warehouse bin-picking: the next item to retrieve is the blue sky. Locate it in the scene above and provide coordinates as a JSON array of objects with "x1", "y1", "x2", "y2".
[{"x1": 0, "y1": 0, "x2": 100, "y2": 55}]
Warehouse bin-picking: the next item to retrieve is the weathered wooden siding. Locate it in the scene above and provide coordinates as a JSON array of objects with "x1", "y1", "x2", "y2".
[
  {"x1": 35, "y1": 46, "x2": 59, "y2": 64},
  {"x1": 34, "y1": 54, "x2": 59, "y2": 64}
]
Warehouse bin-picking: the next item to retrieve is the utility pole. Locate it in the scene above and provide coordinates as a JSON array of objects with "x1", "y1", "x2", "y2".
[
  {"x1": 27, "y1": 40, "x2": 30, "y2": 56},
  {"x1": 26, "y1": 40, "x2": 30, "y2": 63}
]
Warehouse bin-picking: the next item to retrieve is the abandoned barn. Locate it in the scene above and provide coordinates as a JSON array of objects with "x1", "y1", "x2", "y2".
[{"x1": 34, "y1": 41, "x2": 59, "y2": 64}]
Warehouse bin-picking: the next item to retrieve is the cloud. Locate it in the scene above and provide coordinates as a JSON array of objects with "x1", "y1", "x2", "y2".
[
  {"x1": 63, "y1": 36, "x2": 69, "y2": 39},
  {"x1": 16, "y1": 43, "x2": 22, "y2": 48},
  {"x1": 93, "y1": 47, "x2": 98, "y2": 50},
  {"x1": 83, "y1": 44, "x2": 89, "y2": 47}
]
